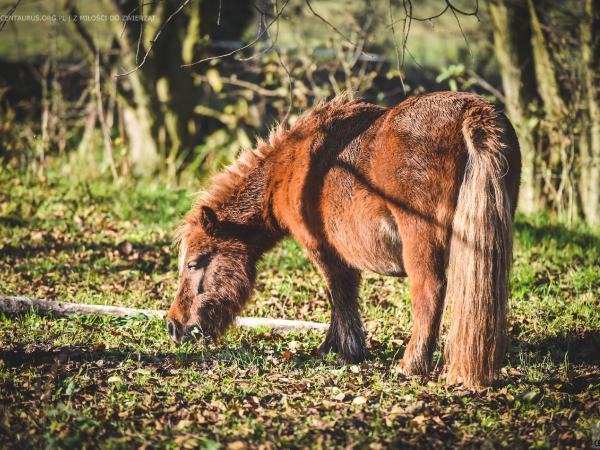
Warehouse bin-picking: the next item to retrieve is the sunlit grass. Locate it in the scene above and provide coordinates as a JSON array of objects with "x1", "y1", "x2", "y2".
[{"x1": 0, "y1": 172, "x2": 599, "y2": 448}]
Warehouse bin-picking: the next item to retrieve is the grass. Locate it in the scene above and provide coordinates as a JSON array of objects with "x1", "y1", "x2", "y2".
[{"x1": 0, "y1": 170, "x2": 599, "y2": 449}]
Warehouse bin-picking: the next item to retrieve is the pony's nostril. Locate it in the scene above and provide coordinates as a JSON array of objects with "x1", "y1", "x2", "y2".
[{"x1": 167, "y1": 319, "x2": 181, "y2": 342}]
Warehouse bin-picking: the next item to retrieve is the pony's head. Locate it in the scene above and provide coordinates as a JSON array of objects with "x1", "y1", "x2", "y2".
[{"x1": 167, "y1": 205, "x2": 255, "y2": 343}]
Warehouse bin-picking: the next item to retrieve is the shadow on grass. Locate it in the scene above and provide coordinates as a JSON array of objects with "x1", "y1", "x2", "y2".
[
  {"x1": 0, "y1": 345, "x2": 245, "y2": 369},
  {"x1": 3, "y1": 334, "x2": 599, "y2": 396},
  {"x1": 3, "y1": 324, "x2": 599, "y2": 369},
  {"x1": 1, "y1": 338, "x2": 311, "y2": 370},
  {"x1": 514, "y1": 219, "x2": 600, "y2": 250},
  {"x1": 0, "y1": 234, "x2": 173, "y2": 274},
  {"x1": 0, "y1": 215, "x2": 28, "y2": 227},
  {"x1": 515, "y1": 330, "x2": 600, "y2": 364}
]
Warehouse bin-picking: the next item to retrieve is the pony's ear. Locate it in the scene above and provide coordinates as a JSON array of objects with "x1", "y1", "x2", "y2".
[{"x1": 199, "y1": 206, "x2": 219, "y2": 235}]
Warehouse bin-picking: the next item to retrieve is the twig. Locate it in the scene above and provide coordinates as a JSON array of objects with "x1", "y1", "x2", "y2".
[
  {"x1": 275, "y1": 46, "x2": 293, "y2": 122},
  {"x1": 449, "y1": 3, "x2": 472, "y2": 59},
  {"x1": 386, "y1": 0, "x2": 479, "y2": 28},
  {"x1": 0, "y1": 296, "x2": 329, "y2": 331},
  {"x1": 389, "y1": 0, "x2": 402, "y2": 76},
  {"x1": 239, "y1": 0, "x2": 278, "y2": 62},
  {"x1": 117, "y1": 1, "x2": 159, "y2": 66},
  {"x1": 116, "y1": 0, "x2": 193, "y2": 77},
  {"x1": 304, "y1": 0, "x2": 357, "y2": 48},
  {"x1": 400, "y1": 0, "x2": 413, "y2": 70},
  {"x1": 64, "y1": 0, "x2": 97, "y2": 55},
  {"x1": 447, "y1": 0, "x2": 479, "y2": 18},
  {"x1": 182, "y1": 0, "x2": 291, "y2": 68},
  {"x1": 196, "y1": 74, "x2": 282, "y2": 97},
  {"x1": 0, "y1": 0, "x2": 20, "y2": 33},
  {"x1": 95, "y1": 53, "x2": 118, "y2": 180},
  {"x1": 466, "y1": 69, "x2": 505, "y2": 103}
]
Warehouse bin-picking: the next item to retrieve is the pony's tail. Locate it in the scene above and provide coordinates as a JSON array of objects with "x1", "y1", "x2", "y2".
[{"x1": 444, "y1": 103, "x2": 513, "y2": 388}]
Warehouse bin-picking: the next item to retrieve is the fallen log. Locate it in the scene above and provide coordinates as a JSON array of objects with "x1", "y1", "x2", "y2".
[{"x1": 0, "y1": 295, "x2": 328, "y2": 331}]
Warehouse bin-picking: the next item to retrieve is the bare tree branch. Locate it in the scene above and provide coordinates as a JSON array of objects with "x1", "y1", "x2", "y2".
[
  {"x1": 116, "y1": 0, "x2": 193, "y2": 77},
  {"x1": 64, "y1": 0, "x2": 97, "y2": 55},
  {"x1": 195, "y1": 73, "x2": 283, "y2": 97},
  {"x1": 0, "y1": 0, "x2": 20, "y2": 33},
  {"x1": 304, "y1": 0, "x2": 358, "y2": 48},
  {"x1": 117, "y1": 0, "x2": 160, "y2": 65},
  {"x1": 449, "y1": 2, "x2": 473, "y2": 59},
  {"x1": 388, "y1": 0, "x2": 404, "y2": 90},
  {"x1": 94, "y1": 52, "x2": 118, "y2": 180},
  {"x1": 239, "y1": 0, "x2": 278, "y2": 62},
  {"x1": 400, "y1": 0, "x2": 413, "y2": 72},
  {"x1": 182, "y1": 0, "x2": 291, "y2": 68},
  {"x1": 386, "y1": 0, "x2": 479, "y2": 28}
]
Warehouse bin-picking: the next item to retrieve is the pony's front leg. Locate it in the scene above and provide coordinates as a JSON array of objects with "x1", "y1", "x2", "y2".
[{"x1": 311, "y1": 251, "x2": 367, "y2": 364}]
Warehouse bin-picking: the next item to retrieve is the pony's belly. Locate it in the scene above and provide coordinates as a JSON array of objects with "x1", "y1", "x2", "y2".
[{"x1": 334, "y1": 214, "x2": 406, "y2": 277}]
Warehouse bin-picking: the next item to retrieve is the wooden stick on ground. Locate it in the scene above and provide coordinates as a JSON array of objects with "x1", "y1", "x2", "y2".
[{"x1": 0, "y1": 296, "x2": 328, "y2": 331}]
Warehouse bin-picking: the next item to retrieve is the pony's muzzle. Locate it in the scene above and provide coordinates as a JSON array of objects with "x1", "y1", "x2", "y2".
[
  {"x1": 167, "y1": 319, "x2": 205, "y2": 343},
  {"x1": 167, "y1": 318, "x2": 185, "y2": 342}
]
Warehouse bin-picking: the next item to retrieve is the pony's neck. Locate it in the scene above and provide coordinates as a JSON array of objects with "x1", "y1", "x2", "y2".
[
  {"x1": 212, "y1": 155, "x2": 282, "y2": 254},
  {"x1": 218, "y1": 158, "x2": 270, "y2": 224}
]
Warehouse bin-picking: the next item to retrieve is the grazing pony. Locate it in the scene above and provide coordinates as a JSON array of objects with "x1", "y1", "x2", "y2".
[{"x1": 167, "y1": 92, "x2": 521, "y2": 388}]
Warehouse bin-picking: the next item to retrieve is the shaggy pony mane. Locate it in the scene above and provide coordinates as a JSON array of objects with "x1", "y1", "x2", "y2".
[{"x1": 174, "y1": 94, "x2": 371, "y2": 266}]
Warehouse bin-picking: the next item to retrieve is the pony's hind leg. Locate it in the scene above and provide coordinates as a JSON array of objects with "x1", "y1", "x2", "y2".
[
  {"x1": 311, "y1": 250, "x2": 367, "y2": 364},
  {"x1": 397, "y1": 231, "x2": 446, "y2": 376}
]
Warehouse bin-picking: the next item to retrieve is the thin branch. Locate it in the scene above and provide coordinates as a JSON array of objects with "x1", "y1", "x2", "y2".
[
  {"x1": 64, "y1": 0, "x2": 97, "y2": 55},
  {"x1": 136, "y1": 1, "x2": 144, "y2": 64},
  {"x1": 95, "y1": 52, "x2": 118, "y2": 180},
  {"x1": 195, "y1": 74, "x2": 282, "y2": 97},
  {"x1": 389, "y1": 0, "x2": 401, "y2": 73},
  {"x1": 386, "y1": 0, "x2": 479, "y2": 28},
  {"x1": 0, "y1": 0, "x2": 20, "y2": 33},
  {"x1": 387, "y1": 3, "x2": 449, "y2": 28},
  {"x1": 449, "y1": 3, "x2": 473, "y2": 59},
  {"x1": 116, "y1": 0, "x2": 193, "y2": 77},
  {"x1": 447, "y1": 0, "x2": 479, "y2": 18},
  {"x1": 466, "y1": 69, "x2": 505, "y2": 102},
  {"x1": 182, "y1": 0, "x2": 291, "y2": 68},
  {"x1": 118, "y1": 1, "x2": 163, "y2": 65},
  {"x1": 400, "y1": 0, "x2": 413, "y2": 71},
  {"x1": 239, "y1": 0, "x2": 276, "y2": 62},
  {"x1": 275, "y1": 46, "x2": 293, "y2": 122},
  {"x1": 304, "y1": 0, "x2": 357, "y2": 48},
  {"x1": 385, "y1": 0, "x2": 478, "y2": 81}
]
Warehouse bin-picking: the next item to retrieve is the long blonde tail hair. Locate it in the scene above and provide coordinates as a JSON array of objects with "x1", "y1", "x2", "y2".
[{"x1": 445, "y1": 104, "x2": 513, "y2": 387}]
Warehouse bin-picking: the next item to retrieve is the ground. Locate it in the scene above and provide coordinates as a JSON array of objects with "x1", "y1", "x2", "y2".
[{"x1": 0, "y1": 171, "x2": 599, "y2": 449}]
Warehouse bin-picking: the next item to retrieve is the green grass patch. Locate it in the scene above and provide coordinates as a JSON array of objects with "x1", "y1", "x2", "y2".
[{"x1": 1, "y1": 172, "x2": 599, "y2": 448}]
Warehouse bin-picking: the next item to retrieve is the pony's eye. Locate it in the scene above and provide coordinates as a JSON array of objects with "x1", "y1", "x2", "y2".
[{"x1": 187, "y1": 254, "x2": 210, "y2": 272}]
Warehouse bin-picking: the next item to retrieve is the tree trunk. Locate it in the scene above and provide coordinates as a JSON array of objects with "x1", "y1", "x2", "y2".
[
  {"x1": 527, "y1": 0, "x2": 576, "y2": 220},
  {"x1": 581, "y1": 0, "x2": 600, "y2": 226},
  {"x1": 103, "y1": 0, "x2": 162, "y2": 175},
  {"x1": 66, "y1": 0, "x2": 254, "y2": 177},
  {"x1": 488, "y1": 0, "x2": 542, "y2": 214}
]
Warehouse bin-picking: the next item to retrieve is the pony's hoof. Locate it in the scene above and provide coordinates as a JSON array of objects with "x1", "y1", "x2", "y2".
[
  {"x1": 317, "y1": 341, "x2": 367, "y2": 365},
  {"x1": 395, "y1": 358, "x2": 429, "y2": 376},
  {"x1": 317, "y1": 339, "x2": 338, "y2": 355},
  {"x1": 395, "y1": 359, "x2": 409, "y2": 375},
  {"x1": 336, "y1": 351, "x2": 368, "y2": 365}
]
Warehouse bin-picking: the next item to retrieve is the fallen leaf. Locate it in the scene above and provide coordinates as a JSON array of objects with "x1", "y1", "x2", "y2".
[{"x1": 353, "y1": 396, "x2": 367, "y2": 406}]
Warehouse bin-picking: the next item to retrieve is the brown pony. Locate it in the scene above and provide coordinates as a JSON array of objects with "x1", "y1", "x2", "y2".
[{"x1": 167, "y1": 92, "x2": 521, "y2": 388}]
